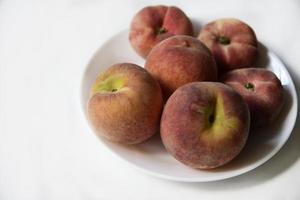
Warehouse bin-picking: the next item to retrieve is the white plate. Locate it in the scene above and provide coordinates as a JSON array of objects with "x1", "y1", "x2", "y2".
[{"x1": 80, "y1": 30, "x2": 298, "y2": 182}]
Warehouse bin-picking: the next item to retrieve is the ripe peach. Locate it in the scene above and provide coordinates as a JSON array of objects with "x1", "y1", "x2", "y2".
[
  {"x1": 198, "y1": 18, "x2": 258, "y2": 73},
  {"x1": 129, "y1": 5, "x2": 193, "y2": 58},
  {"x1": 161, "y1": 82, "x2": 250, "y2": 169},
  {"x1": 221, "y1": 68, "x2": 284, "y2": 127},
  {"x1": 87, "y1": 63, "x2": 163, "y2": 144},
  {"x1": 145, "y1": 35, "x2": 217, "y2": 100}
]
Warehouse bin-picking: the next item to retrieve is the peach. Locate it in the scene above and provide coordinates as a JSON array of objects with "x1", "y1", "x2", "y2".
[
  {"x1": 221, "y1": 68, "x2": 284, "y2": 128},
  {"x1": 198, "y1": 18, "x2": 258, "y2": 73},
  {"x1": 161, "y1": 82, "x2": 250, "y2": 169},
  {"x1": 129, "y1": 5, "x2": 193, "y2": 58},
  {"x1": 145, "y1": 35, "x2": 217, "y2": 100},
  {"x1": 87, "y1": 63, "x2": 163, "y2": 144}
]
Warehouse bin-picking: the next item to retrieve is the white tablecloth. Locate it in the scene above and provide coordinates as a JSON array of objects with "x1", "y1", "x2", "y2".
[{"x1": 0, "y1": 0, "x2": 299, "y2": 199}]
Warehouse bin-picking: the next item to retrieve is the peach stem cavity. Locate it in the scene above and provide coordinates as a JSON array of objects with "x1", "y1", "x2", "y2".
[
  {"x1": 157, "y1": 27, "x2": 168, "y2": 35},
  {"x1": 218, "y1": 36, "x2": 230, "y2": 45},
  {"x1": 244, "y1": 82, "x2": 254, "y2": 91}
]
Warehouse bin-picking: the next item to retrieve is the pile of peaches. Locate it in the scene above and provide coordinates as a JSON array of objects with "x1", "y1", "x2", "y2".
[{"x1": 87, "y1": 5, "x2": 284, "y2": 169}]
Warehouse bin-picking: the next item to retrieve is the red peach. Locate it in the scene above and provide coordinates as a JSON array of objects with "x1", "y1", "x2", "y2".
[
  {"x1": 198, "y1": 18, "x2": 258, "y2": 73},
  {"x1": 145, "y1": 35, "x2": 217, "y2": 100},
  {"x1": 161, "y1": 82, "x2": 250, "y2": 169},
  {"x1": 221, "y1": 68, "x2": 284, "y2": 128},
  {"x1": 129, "y1": 5, "x2": 193, "y2": 58}
]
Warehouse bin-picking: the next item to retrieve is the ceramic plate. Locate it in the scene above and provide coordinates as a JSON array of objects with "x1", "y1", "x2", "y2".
[{"x1": 80, "y1": 30, "x2": 298, "y2": 182}]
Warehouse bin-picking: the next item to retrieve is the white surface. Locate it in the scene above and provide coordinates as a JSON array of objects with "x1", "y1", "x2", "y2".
[
  {"x1": 81, "y1": 30, "x2": 297, "y2": 182},
  {"x1": 0, "y1": 0, "x2": 300, "y2": 199}
]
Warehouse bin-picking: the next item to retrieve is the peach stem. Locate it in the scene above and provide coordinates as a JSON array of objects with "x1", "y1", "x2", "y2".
[
  {"x1": 157, "y1": 27, "x2": 167, "y2": 35},
  {"x1": 218, "y1": 36, "x2": 230, "y2": 45},
  {"x1": 244, "y1": 82, "x2": 254, "y2": 90}
]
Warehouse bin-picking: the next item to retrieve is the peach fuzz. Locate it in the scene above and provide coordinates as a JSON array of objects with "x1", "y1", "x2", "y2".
[
  {"x1": 198, "y1": 18, "x2": 258, "y2": 73},
  {"x1": 145, "y1": 35, "x2": 217, "y2": 100},
  {"x1": 87, "y1": 63, "x2": 163, "y2": 144},
  {"x1": 161, "y1": 82, "x2": 250, "y2": 169},
  {"x1": 129, "y1": 5, "x2": 193, "y2": 58},
  {"x1": 221, "y1": 68, "x2": 284, "y2": 128}
]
